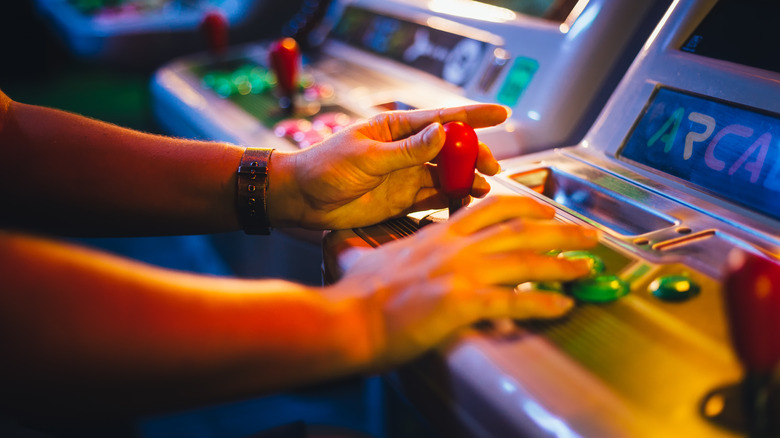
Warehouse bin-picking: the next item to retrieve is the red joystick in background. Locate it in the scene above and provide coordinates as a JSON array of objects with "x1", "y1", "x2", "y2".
[
  {"x1": 435, "y1": 121, "x2": 479, "y2": 215},
  {"x1": 269, "y1": 37, "x2": 301, "y2": 113},
  {"x1": 725, "y1": 249, "x2": 780, "y2": 374},
  {"x1": 724, "y1": 249, "x2": 780, "y2": 436},
  {"x1": 201, "y1": 11, "x2": 229, "y2": 57}
]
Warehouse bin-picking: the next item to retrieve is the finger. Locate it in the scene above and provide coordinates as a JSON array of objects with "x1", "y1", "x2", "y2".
[
  {"x1": 476, "y1": 142, "x2": 500, "y2": 176},
  {"x1": 422, "y1": 160, "x2": 492, "y2": 197},
  {"x1": 364, "y1": 122, "x2": 445, "y2": 175},
  {"x1": 364, "y1": 116, "x2": 503, "y2": 177},
  {"x1": 464, "y1": 287, "x2": 574, "y2": 321},
  {"x1": 469, "y1": 218, "x2": 599, "y2": 254},
  {"x1": 471, "y1": 173, "x2": 491, "y2": 198},
  {"x1": 421, "y1": 104, "x2": 509, "y2": 129},
  {"x1": 389, "y1": 166, "x2": 473, "y2": 212},
  {"x1": 375, "y1": 105, "x2": 509, "y2": 141},
  {"x1": 466, "y1": 252, "x2": 592, "y2": 285},
  {"x1": 448, "y1": 195, "x2": 556, "y2": 234}
]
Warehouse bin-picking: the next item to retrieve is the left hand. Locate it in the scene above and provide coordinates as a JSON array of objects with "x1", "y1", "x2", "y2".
[
  {"x1": 267, "y1": 105, "x2": 507, "y2": 230},
  {"x1": 334, "y1": 195, "x2": 598, "y2": 370}
]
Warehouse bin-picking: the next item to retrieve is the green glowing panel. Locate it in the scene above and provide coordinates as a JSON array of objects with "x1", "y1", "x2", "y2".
[
  {"x1": 191, "y1": 59, "x2": 355, "y2": 131},
  {"x1": 497, "y1": 57, "x2": 538, "y2": 107}
]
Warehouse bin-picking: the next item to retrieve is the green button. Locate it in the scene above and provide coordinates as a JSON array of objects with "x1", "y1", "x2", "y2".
[
  {"x1": 570, "y1": 275, "x2": 629, "y2": 303},
  {"x1": 560, "y1": 251, "x2": 606, "y2": 277},
  {"x1": 649, "y1": 275, "x2": 700, "y2": 301}
]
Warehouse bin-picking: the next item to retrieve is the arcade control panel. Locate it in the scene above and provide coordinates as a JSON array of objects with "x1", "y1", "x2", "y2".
[
  {"x1": 323, "y1": 0, "x2": 780, "y2": 436},
  {"x1": 150, "y1": 0, "x2": 671, "y2": 159}
]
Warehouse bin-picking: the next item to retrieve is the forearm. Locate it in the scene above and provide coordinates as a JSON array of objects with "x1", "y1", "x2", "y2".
[
  {"x1": 0, "y1": 97, "x2": 244, "y2": 236},
  {"x1": 0, "y1": 232, "x2": 372, "y2": 419}
]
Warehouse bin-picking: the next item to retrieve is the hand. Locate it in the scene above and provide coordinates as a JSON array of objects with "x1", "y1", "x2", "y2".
[
  {"x1": 334, "y1": 195, "x2": 599, "y2": 370},
  {"x1": 267, "y1": 105, "x2": 507, "y2": 230}
]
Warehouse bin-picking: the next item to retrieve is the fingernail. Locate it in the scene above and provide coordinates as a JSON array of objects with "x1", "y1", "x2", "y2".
[
  {"x1": 502, "y1": 105, "x2": 513, "y2": 118},
  {"x1": 577, "y1": 259, "x2": 595, "y2": 276},
  {"x1": 472, "y1": 178, "x2": 491, "y2": 196},
  {"x1": 552, "y1": 293, "x2": 574, "y2": 312},
  {"x1": 582, "y1": 227, "x2": 599, "y2": 242},
  {"x1": 483, "y1": 159, "x2": 501, "y2": 176},
  {"x1": 423, "y1": 123, "x2": 442, "y2": 144}
]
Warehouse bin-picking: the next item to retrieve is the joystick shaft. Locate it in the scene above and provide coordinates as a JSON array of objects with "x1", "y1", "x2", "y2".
[
  {"x1": 201, "y1": 11, "x2": 228, "y2": 57},
  {"x1": 269, "y1": 37, "x2": 300, "y2": 114}
]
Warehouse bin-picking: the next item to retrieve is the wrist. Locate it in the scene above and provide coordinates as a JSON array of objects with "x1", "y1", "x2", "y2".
[
  {"x1": 323, "y1": 283, "x2": 379, "y2": 373},
  {"x1": 265, "y1": 150, "x2": 306, "y2": 228}
]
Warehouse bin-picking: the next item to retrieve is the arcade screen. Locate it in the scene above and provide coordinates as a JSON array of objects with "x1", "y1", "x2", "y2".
[
  {"x1": 619, "y1": 87, "x2": 780, "y2": 222},
  {"x1": 330, "y1": 6, "x2": 488, "y2": 86},
  {"x1": 70, "y1": 0, "x2": 191, "y2": 15},
  {"x1": 476, "y1": 0, "x2": 580, "y2": 22},
  {"x1": 680, "y1": 0, "x2": 780, "y2": 74}
]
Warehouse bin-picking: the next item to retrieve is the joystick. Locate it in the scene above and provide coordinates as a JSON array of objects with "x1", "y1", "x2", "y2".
[
  {"x1": 201, "y1": 11, "x2": 229, "y2": 57},
  {"x1": 269, "y1": 37, "x2": 301, "y2": 115},
  {"x1": 724, "y1": 249, "x2": 780, "y2": 437},
  {"x1": 435, "y1": 121, "x2": 479, "y2": 216}
]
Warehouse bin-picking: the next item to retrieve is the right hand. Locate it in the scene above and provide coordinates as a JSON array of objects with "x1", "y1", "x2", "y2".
[
  {"x1": 267, "y1": 105, "x2": 506, "y2": 230},
  {"x1": 335, "y1": 195, "x2": 599, "y2": 370}
]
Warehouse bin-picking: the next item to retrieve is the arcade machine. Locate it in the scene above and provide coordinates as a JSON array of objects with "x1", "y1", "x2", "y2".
[
  {"x1": 150, "y1": 0, "x2": 671, "y2": 159},
  {"x1": 148, "y1": 0, "x2": 671, "y2": 283},
  {"x1": 33, "y1": 0, "x2": 304, "y2": 68},
  {"x1": 324, "y1": 0, "x2": 780, "y2": 436}
]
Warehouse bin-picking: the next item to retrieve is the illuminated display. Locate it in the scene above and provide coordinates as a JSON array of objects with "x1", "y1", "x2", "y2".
[
  {"x1": 331, "y1": 6, "x2": 487, "y2": 86},
  {"x1": 497, "y1": 57, "x2": 538, "y2": 106},
  {"x1": 70, "y1": 0, "x2": 183, "y2": 15},
  {"x1": 680, "y1": 0, "x2": 780, "y2": 73},
  {"x1": 620, "y1": 87, "x2": 780, "y2": 221},
  {"x1": 67, "y1": 0, "x2": 230, "y2": 17},
  {"x1": 476, "y1": 0, "x2": 578, "y2": 22}
]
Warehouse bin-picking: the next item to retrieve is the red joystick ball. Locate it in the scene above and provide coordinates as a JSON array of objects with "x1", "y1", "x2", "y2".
[
  {"x1": 724, "y1": 249, "x2": 780, "y2": 375},
  {"x1": 201, "y1": 11, "x2": 229, "y2": 56},
  {"x1": 269, "y1": 37, "x2": 300, "y2": 101},
  {"x1": 436, "y1": 121, "x2": 479, "y2": 201}
]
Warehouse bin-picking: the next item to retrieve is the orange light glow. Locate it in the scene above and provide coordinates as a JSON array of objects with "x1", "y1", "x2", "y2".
[{"x1": 281, "y1": 38, "x2": 298, "y2": 51}]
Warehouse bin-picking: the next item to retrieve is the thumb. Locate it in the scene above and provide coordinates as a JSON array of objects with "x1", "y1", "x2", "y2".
[{"x1": 375, "y1": 122, "x2": 444, "y2": 173}]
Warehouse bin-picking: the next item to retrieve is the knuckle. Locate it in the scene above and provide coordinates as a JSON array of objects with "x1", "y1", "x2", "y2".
[
  {"x1": 397, "y1": 137, "x2": 417, "y2": 160},
  {"x1": 502, "y1": 218, "x2": 525, "y2": 233},
  {"x1": 441, "y1": 106, "x2": 467, "y2": 124}
]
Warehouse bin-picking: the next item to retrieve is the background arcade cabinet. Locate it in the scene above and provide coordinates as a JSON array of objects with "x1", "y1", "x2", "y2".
[
  {"x1": 149, "y1": 0, "x2": 672, "y2": 283},
  {"x1": 324, "y1": 0, "x2": 780, "y2": 436},
  {"x1": 33, "y1": 0, "x2": 307, "y2": 69}
]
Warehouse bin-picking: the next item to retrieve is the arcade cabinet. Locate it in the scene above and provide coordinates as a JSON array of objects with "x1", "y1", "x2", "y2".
[
  {"x1": 324, "y1": 0, "x2": 780, "y2": 436},
  {"x1": 148, "y1": 0, "x2": 671, "y2": 282},
  {"x1": 33, "y1": 0, "x2": 306, "y2": 68},
  {"x1": 151, "y1": 0, "x2": 670, "y2": 158}
]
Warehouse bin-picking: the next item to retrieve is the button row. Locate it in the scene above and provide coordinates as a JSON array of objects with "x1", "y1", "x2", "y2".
[{"x1": 520, "y1": 250, "x2": 701, "y2": 304}]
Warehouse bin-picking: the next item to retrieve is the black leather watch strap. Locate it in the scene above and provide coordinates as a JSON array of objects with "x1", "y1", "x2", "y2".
[{"x1": 236, "y1": 148, "x2": 274, "y2": 235}]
